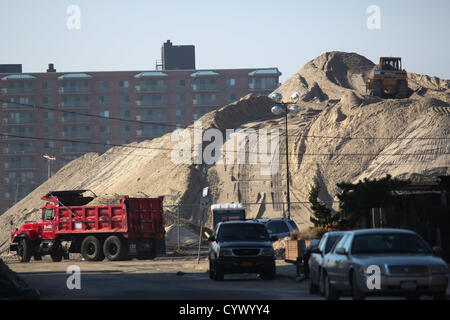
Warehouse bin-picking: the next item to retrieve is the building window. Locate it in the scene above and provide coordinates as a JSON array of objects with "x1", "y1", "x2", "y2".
[
  {"x1": 226, "y1": 93, "x2": 237, "y2": 104},
  {"x1": 98, "y1": 80, "x2": 109, "y2": 92},
  {"x1": 193, "y1": 93, "x2": 217, "y2": 106},
  {"x1": 175, "y1": 79, "x2": 185, "y2": 91},
  {"x1": 42, "y1": 81, "x2": 52, "y2": 92},
  {"x1": 175, "y1": 109, "x2": 186, "y2": 121},
  {"x1": 43, "y1": 111, "x2": 53, "y2": 122},
  {"x1": 99, "y1": 110, "x2": 109, "y2": 121},
  {"x1": 98, "y1": 96, "x2": 110, "y2": 107},
  {"x1": 226, "y1": 78, "x2": 236, "y2": 89},
  {"x1": 120, "y1": 110, "x2": 130, "y2": 120},
  {"x1": 119, "y1": 95, "x2": 129, "y2": 107},
  {"x1": 139, "y1": 109, "x2": 168, "y2": 122},
  {"x1": 43, "y1": 141, "x2": 55, "y2": 153},
  {"x1": 42, "y1": 96, "x2": 52, "y2": 107},
  {"x1": 119, "y1": 80, "x2": 129, "y2": 92},
  {"x1": 175, "y1": 94, "x2": 186, "y2": 106},
  {"x1": 120, "y1": 125, "x2": 130, "y2": 137},
  {"x1": 100, "y1": 125, "x2": 110, "y2": 137},
  {"x1": 248, "y1": 77, "x2": 278, "y2": 90},
  {"x1": 43, "y1": 127, "x2": 53, "y2": 138}
]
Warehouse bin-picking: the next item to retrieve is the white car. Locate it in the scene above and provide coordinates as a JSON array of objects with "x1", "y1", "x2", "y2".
[{"x1": 321, "y1": 228, "x2": 448, "y2": 300}]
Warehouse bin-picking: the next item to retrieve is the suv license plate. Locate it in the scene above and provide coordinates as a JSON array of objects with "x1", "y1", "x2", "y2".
[
  {"x1": 401, "y1": 281, "x2": 417, "y2": 291},
  {"x1": 241, "y1": 261, "x2": 253, "y2": 267}
]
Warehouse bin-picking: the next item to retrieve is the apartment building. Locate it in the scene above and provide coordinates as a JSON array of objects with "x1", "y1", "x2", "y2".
[{"x1": 0, "y1": 41, "x2": 280, "y2": 214}]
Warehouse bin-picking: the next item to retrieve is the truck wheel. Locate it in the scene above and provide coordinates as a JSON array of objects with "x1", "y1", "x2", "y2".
[
  {"x1": 103, "y1": 235, "x2": 128, "y2": 261},
  {"x1": 351, "y1": 271, "x2": 365, "y2": 300},
  {"x1": 81, "y1": 236, "x2": 104, "y2": 261},
  {"x1": 213, "y1": 262, "x2": 224, "y2": 281},
  {"x1": 50, "y1": 242, "x2": 63, "y2": 262},
  {"x1": 309, "y1": 277, "x2": 319, "y2": 294},
  {"x1": 51, "y1": 251, "x2": 63, "y2": 262},
  {"x1": 260, "y1": 264, "x2": 276, "y2": 280},
  {"x1": 209, "y1": 260, "x2": 215, "y2": 280},
  {"x1": 397, "y1": 80, "x2": 408, "y2": 98},
  {"x1": 18, "y1": 238, "x2": 32, "y2": 263},
  {"x1": 324, "y1": 272, "x2": 339, "y2": 300},
  {"x1": 371, "y1": 79, "x2": 382, "y2": 97}
]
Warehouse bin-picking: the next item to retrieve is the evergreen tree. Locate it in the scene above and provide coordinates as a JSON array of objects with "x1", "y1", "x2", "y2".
[{"x1": 309, "y1": 183, "x2": 339, "y2": 228}]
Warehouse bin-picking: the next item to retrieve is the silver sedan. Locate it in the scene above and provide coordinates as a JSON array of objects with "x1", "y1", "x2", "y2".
[{"x1": 321, "y1": 228, "x2": 448, "y2": 300}]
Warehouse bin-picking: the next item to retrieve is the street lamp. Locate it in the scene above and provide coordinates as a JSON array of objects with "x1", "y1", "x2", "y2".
[
  {"x1": 270, "y1": 91, "x2": 301, "y2": 219},
  {"x1": 43, "y1": 154, "x2": 56, "y2": 179}
]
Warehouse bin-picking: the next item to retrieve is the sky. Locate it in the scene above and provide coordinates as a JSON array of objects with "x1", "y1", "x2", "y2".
[{"x1": 0, "y1": 0, "x2": 449, "y2": 83}]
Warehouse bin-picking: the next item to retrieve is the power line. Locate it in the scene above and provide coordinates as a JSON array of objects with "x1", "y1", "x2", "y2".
[
  {"x1": 0, "y1": 98, "x2": 180, "y2": 128},
  {"x1": 1, "y1": 133, "x2": 449, "y2": 161},
  {"x1": 2, "y1": 99, "x2": 449, "y2": 141}
]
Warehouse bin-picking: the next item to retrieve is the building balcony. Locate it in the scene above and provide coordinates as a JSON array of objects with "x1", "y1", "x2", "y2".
[
  {"x1": 192, "y1": 99, "x2": 218, "y2": 107},
  {"x1": 60, "y1": 132, "x2": 93, "y2": 139},
  {"x1": 0, "y1": 88, "x2": 35, "y2": 95},
  {"x1": 248, "y1": 83, "x2": 279, "y2": 91},
  {"x1": 191, "y1": 84, "x2": 219, "y2": 92},
  {"x1": 3, "y1": 178, "x2": 38, "y2": 185},
  {"x1": 135, "y1": 100, "x2": 169, "y2": 107},
  {"x1": 135, "y1": 115, "x2": 169, "y2": 123},
  {"x1": 1, "y1": 118, "x2": 36, "y2": 125},
  {"x1": 134, "y1": 85, "x2": 168, "y2": 93},
  {"x1": 58, "y1": 87, "x2": 92, "y2": 94},
  {"x1": 3, "y1": 164, "x2": 39, "y2": 170},
  {"x1": 1, "y1": 102, "x2": 35, "y2": 110},
  {"x1": 59, "y1": 117, "x2": 93, "y2": 124},
  {"x1": 61, "y1": 148, "x2": 92, "y2": 154},
  {"x1": 58, "y1": 102, "x2": 90, "y2": 109},
  {"x1": 1, "y1": 133, "x2": 35, "y2": 140},
  {"x1": 2, "y1": 147, "x2": 38, "y2": 155}
]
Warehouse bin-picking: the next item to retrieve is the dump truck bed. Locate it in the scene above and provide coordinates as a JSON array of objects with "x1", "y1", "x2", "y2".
[{"x1": 54, "y1": 197, "x2": 164, "y2": 238}]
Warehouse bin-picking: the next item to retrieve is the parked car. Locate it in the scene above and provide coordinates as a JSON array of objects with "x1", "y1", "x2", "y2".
[
  {"x1": 302, "y1": 239, "x2": 320, "y2": 279},
  {"x1": 256, "y1": 218, "x2": 299, "y2": 239},
  {"x1": 308, "y1": 231, "x2": 346, "y2": 294},
  {"x1": 320, "y1": 228, "x2": 449, "y2": 300},
  {"x1": 208, "y1": 220, "x2": 278, "y2": 281}
]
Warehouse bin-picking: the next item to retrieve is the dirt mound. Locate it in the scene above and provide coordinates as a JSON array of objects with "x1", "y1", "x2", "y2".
[
  {"x1": 0, "y1": 51, "x2": 448, "y2": 254},
  {"x1": 165, "y1": 224, "x2": 199, "y2": 246},
  {"x1": 275, "y1": 51, "x2": 375, "y2": 103}
]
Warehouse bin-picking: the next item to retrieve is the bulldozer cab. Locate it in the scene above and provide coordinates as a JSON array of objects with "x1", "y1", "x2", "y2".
[{"x1": 379, "y1": 57, "x2": 402, "y2": 71}]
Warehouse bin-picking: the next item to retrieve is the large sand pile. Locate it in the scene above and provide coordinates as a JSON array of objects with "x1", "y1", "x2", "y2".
[{"x1": 1, "y1": 51, "x2": 449, "y2": 254}]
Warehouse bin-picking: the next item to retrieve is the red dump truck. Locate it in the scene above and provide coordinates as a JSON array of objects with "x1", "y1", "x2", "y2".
[{"x1": 10, "y1": 190, "x2": 165, "y2": 262}]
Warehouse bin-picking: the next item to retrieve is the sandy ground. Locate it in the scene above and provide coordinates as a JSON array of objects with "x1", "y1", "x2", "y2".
[{"x1": 1, "y1": 51, "x2": 449, "y2": 254}]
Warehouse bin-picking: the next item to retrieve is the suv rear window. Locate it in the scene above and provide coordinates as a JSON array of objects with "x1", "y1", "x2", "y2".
[{"x1": 217, "y1": 223, "x2": 269, "y2": 242}]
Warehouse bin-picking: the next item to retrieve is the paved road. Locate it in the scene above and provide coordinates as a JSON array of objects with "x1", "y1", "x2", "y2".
[
  {"x1": 7, "y1": 257, "x2": 448, "y2": 300},
  {"x1": 8, "y1": 258, "x2": 314, "y2": 300}
]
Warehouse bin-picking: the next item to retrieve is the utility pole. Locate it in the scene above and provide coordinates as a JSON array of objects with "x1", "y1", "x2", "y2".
[
  {"x1": 270, "y1": 92, "x2": 300, "y2": 220},
  {"x1": 43, "y1": 154, "x2": 56, "y2": 179}
]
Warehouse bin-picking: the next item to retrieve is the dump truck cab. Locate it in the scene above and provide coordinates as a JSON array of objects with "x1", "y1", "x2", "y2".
[{"x1": 366, "y1": 57, "x2": 408, "y2": 98}]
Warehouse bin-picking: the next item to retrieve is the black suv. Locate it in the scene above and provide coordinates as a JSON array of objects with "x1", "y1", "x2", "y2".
[{"x1": 208, "y1": 220, "x2": 278, "y2": 281}]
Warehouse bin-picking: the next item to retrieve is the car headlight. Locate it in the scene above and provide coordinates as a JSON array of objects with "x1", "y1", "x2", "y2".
[
  {"x1": 431, "y1": 265, "x2": 448, "y2": 274},
  {"x1": 261, "y1": 248, "x2": 275, "y2": 257},
  {"x1": 219, "y1": 248, "x2": 233, "y2": 257}
]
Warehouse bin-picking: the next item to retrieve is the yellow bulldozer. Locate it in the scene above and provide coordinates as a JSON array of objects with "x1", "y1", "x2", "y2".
[{"x1": 366, "y1": 57, "x2": 408, "y2": 98}]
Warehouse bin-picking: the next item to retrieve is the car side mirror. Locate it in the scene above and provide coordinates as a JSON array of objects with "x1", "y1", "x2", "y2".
[
  {"x1": 311, "y1": 247, "x2": 322, "y2": 254},
  {"x1": 335, "y1": 247, "x2": 348, "y2": 255},
  {"x1": 208, "y1": 236, "x2": 216, "y2": 242},
  {"x1": 432, "y1": 246, "x2": 442, "y2": 256},
  {"x1": 270, "y1": 236, "x2": 278, "y2": 242}
]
